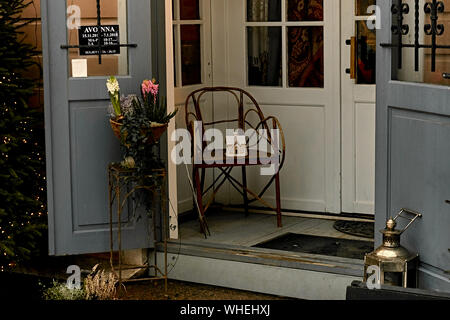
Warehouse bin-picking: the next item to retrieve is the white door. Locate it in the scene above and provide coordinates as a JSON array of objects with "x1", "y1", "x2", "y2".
[
  {"x1": 225, "y1": 0, "x2": 341, "y2": 213},
  {"x1": 172, "y1": 0, "x2": 213, "y2": 214},
  {"x1": 341, "y1": 0, "x2": 377, "y2": 214}
]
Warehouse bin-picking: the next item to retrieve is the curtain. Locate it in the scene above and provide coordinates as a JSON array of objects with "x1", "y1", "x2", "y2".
[{"x1": 247, "y1": 0, "x2": 282, "y2": 86}]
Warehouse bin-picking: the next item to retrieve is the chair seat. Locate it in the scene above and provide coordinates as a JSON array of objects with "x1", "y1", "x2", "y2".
[{"x1": 197, "y1": 148, "x2": 276, "y2": 168}]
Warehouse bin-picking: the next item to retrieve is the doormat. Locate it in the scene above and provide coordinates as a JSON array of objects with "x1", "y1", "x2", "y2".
[
  {"x1": 253, "y1": 233, "x2": 374, "y2": 260},
  {"x1": 333, "y1": 220, "x2": 374, "y2": 239}
]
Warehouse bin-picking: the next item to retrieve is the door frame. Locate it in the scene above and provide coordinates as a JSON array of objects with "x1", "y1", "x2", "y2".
[
  {"x1": 164, "y1": 0, "x2": 178, "y2": 239},
  {"x1": 341, "y1": 0, "x2": 377, "y2": 214},
  {"x1": 164, "y1": 0, "x2": 383, "y2": 236}
]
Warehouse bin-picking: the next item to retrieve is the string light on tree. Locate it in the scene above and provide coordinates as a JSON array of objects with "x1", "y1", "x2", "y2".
[{"x1": 0, "y1": 0, "x2": 47, "y2": 271}]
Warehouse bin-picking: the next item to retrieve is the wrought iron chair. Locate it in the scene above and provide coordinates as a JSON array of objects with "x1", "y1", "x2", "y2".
[{"x1": 184, "y1": 87, "x2": 286, "y2": 235}]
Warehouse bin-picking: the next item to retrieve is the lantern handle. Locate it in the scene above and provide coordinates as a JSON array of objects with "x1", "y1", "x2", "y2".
[{"x1": 393, "y1": 208, "x2": 422, "y2": 234}]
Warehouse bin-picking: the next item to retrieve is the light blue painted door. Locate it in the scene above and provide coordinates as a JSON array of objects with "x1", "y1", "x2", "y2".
[
  {"x1": 42, "y1": 0, "x2": 154, "y2": 255},
  {"x1": 377, "y1": 0, "x2": 450, "y2": 292}
]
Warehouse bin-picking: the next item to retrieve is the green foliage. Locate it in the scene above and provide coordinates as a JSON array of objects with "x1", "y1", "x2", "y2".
[
  {"x1": 0, "y1": 0, "x2": 47, "y2": 271},
  {"x1": 116, "y1": 85, "x2": 177, "y2": 213},
  {"x1": 40, "y1": 265, "x2": 119, "y2": 301},
  {"x1": 120, "y1": 86, "x2": 177, "y2": 179},
  {"x1": 136, "y1": 90, "x2": 178, "y2": 125},
  {"x1": 120, "y1": 98, "x2": 165, "y2": 186},
  {"x1": 41, "y1": 280, "x2": 87, "y2": 301}
]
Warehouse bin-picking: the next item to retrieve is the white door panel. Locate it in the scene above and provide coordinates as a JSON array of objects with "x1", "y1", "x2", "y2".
[{"x1": 246, "y1": 105, "x2": 327, "y2": 212}]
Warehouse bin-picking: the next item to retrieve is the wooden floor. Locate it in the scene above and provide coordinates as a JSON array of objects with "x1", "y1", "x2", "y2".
[{"x1": 180, "y1": 210, "x2": 374, "y2": 248}]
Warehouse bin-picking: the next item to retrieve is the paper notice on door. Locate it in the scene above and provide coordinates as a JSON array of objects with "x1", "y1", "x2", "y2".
[{"x1": 71, "y1": 59, "x2": 88, "y2": 78}]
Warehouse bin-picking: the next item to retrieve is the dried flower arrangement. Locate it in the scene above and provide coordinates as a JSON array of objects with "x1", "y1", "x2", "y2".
[{"x1": 84, "y1": 264, "x2": 118, "y2": 300}]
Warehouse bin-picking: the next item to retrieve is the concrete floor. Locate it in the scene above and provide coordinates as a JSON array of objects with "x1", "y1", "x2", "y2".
[{"x1": 179, "y1": 210, "x2": 374, "y2": 248}]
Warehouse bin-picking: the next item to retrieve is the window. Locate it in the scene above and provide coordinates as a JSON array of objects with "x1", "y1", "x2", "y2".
[
  {"x1": 173, "y1": 0, "x2": 204, "y2": 87},
  {"x1": 393, "y1": 0, "x2": 450, "y2": 86},
  {"x1": 246, "y1": 0, "x2": 324, "y2": 88},
  {"x1": 66, "y1": 0, "x2": 129, "y2": 77},
  {"x1": 355, "y1": 0, "x2": 377, "y2": 85}
]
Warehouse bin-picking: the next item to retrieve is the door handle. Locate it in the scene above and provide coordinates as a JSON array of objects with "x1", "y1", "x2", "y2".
[
  {"x1": 345, "y1": 37, "x2": 356, "y2": 79},
  {"x1": 443, "y1": 73, "x2": 450, "y2": 79}
]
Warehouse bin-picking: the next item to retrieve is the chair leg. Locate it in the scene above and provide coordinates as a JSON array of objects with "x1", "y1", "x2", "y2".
[
  {"x1": 201, "y1": 168, "x2": 206, "y2": 192},
  {"x1": 194, "y1": 167, "x2": 205, "y2": 231},
  {"x1": 275, "y1": 172, "x2": 282, "y2": 227},
  {"x1": 242, "y1": 166, "x2": 249, "y2": 217}
]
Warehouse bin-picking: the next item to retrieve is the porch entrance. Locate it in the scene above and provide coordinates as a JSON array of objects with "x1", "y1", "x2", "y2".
[
  {"x1": 166, "y1": 1, "x2": 376, "y2": 292},
  {"x1": 169, "y1": 0, "x2": 377, "y2": 230}
]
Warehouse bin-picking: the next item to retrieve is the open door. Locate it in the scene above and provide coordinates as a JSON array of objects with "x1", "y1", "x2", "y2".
[
  {"x1": 377, "y1": 0, "x2": 450, "y2": 292},
  {"x1": 42, "y1": 0, "x2": 155, "y2": 255}
]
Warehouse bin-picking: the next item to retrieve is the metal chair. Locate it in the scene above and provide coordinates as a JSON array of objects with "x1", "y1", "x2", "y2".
[{"x1": 184, "y1": 87, "x2": 286, "y2": 235}]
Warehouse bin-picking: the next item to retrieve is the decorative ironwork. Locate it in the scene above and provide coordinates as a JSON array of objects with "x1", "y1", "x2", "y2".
[
  {"x1": 415, "y1": 0, "x2": 420, "y2": 70},
  {"x1": 108, "y1": 164, "x2": 168, "y2": 293},
  {"x1": 60, "y1": 0, "x2": 137, "y2": 64},
  {"x1": 381, "y1": 0, "x2": 450, "y2": 72},
  {"x1": 391, "y1": 1, "x2": 410, "y2": 68},
  {"x1": 96, "y1": 0, "x2": 102, "y2": 64},
  {"x1": 424, "y1": 0, "x2": 445, "y2": 71}
]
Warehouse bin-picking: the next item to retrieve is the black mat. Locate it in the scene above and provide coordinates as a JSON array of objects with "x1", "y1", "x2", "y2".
[
  {"x1": 254, "y1": 233, "x2": 374, "y2": 260},
  {"x1": 333, "y1": 220, "x2": 374, "y2": 239}
]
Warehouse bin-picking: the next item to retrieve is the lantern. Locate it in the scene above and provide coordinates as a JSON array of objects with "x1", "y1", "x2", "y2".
[{"x1": 364, "y1": 208, "x2": 422, "y2": 288}]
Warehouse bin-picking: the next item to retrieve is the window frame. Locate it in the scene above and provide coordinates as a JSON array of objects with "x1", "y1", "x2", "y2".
[{"x1": 245, "y1": 0, "x2": 325, "y2": 88}]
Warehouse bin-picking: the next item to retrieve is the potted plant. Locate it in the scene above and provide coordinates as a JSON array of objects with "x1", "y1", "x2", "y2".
[
  {"x1": 107, "y1": 77, "x2": 177, "y2": 144},
  {"x1": 107, "y1": 76, "x2": 177, "y2": 179}
]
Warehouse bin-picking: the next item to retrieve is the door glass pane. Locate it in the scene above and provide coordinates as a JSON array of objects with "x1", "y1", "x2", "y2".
[
  {"x1": 287, "y1": 0, "x2": 323, "y2": 21},
  {"x1": 180, "y1": 0, "x2": 200, "y2": 20},
  {"x1": 287, "y1": 27, "x2": 324, "y2": 87},
  {"x1": 356, "y1": 21, "x2": 376, "y2": 84},
  {"x1": 181, "y1": 25, "x2": 202, "y2": 86},
  {"x1": 356, "y1": 0, "x2": 376, "y2": 16},
  {"x1": 393, "y1": 0, "x2": 450, "y2": 86},
  {"x1": 247, "y1": 27, "x2": 282, "y2": 86},
  {"x1": 247, "y1": 0, "x2": 281, "y2": 22},
  {"x1": 66, "y1": 0, "x2": 128, "y2": 77}
]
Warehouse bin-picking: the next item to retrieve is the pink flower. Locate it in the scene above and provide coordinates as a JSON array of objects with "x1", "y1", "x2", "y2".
[{"x1": 142, "y1": 79, "x2": 159, "y2": 101}]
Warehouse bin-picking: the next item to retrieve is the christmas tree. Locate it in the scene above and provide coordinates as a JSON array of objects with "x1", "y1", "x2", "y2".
[{"x1": 0, "y1": 0, "x2": 47, "y2": 271}]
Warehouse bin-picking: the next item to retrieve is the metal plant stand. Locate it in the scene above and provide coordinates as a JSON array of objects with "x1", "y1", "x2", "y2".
[{"x1": 108, "y1": 163, "x2": 168, "y2": 293}]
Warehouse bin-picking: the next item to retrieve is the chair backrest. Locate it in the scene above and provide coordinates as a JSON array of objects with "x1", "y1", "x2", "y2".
[
  {"x1": 184, "y1": 87, "x2": 267, "y2": 137},
  {"x1": 183, "y1": 86, "x2": 286, "y2": 172}
]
